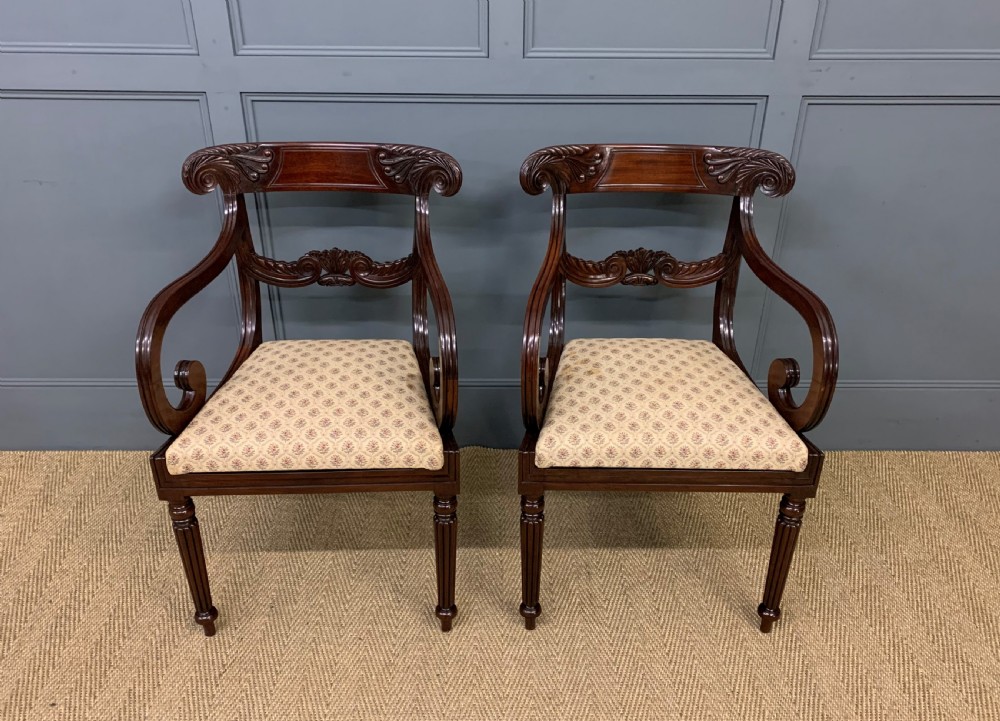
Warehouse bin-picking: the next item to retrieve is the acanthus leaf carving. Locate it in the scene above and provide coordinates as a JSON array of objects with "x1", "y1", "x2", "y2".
[
  {"x1": 182, "y1": 144, "x2": 277, "y2": 195},
  {"x1": 703, "y1": 147, "x2": 795, "y2": 198},
  {"x1": 376, "y1": 145, "x2": 462, "y2": 196},
  {"x1": 520, "y1": 145, "x2": 609, "y2": 194},
  {"x1": 239, "y1": 246, "x2": 417, "y2": 289},
  {"x1": 562, "y1": 247, "x2": 731, "y2": 289}
]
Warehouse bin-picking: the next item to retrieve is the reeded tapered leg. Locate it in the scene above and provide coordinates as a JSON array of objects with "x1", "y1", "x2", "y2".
[
  {"x1": 433, "y1": 495, "x2": 458, "y2": 632},
  {"x1": 758, "y1": 494, "x2": 807, "y2": 633},
  {"x1": 168, "y1": 497, "x2": 218, "y2": 636},
  {"x1": 519, "y1": 494, "x2": 544, "y2": 630}
]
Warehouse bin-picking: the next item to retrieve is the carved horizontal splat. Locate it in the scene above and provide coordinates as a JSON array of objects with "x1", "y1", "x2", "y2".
[
  {"x1": 562, "y1": 247, "x2": 731, "y2": 288},
  {"x1": 182, "y1": 143, "x2": 279, "y2": 194},
  {"x1": 377, "y1": 144, "x2": 463, "y2": 196},
  {"x1": 703, "y1": 146, "x2": 795, "y2": 197},
  {"x1": 239, "y1": 246, "x2": 417, "y2": 289},
  {"x1": 520, "y1": 144, "x2": 610, "y2": 194}
]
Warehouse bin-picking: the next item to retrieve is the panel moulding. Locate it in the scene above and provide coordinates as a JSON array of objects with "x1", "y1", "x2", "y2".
[
  {"x1": 750, "y1": 96, "x2": 1000, "y2": 388},
  {"x1": 0, "y1": 90, "x2": 242, "y2": 387},
  {"x1": 0, "y1": 0, "x2": 198, "y2": 55},
  {"x1": 809, "y1": 0, "x2": 1000, "y2": 60},
  {"x1": 523, "y1": 0, "x2": 782, "y2": 59},
  {"x1": 228, "y1": 0, "x2": 488, "y2": 57}
]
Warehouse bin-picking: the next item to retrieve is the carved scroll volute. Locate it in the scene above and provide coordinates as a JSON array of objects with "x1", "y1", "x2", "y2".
[
  {"x1": 376, "y1": 145, "x2": 462, "y2": 197},
  {"x1": 703, "y1": 147, "x2": 795, "y2": 198},
  {"x1": 520, "y1": 145, "x2": 610, "y2": 195},
  {"x1": 182, "y1": 144, "x2": 279, "y2": 195}
]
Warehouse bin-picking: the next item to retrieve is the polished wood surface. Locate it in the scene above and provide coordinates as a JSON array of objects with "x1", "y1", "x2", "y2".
[
  {"x1": 517, "y1": 143, "x2": 839, "y2": 633},
  {"x1": 137, "y1": 142, "x2": 462, "y2": 634},
  {"x1": 758, "y1": 494, "x2": 807, "y2": 633}
]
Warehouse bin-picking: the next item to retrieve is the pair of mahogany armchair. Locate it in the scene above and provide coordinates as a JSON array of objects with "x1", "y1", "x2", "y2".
[{"x1": 136, "y1": 141, "x2": 837, "y2": 637}]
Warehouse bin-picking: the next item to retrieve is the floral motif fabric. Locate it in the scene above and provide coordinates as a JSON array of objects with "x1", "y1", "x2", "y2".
[
  {"x1": 167, "y1": 339, "x2": 444, "y2": 474},
  {"x1": 535, "y1": 338, "x2": 808, "y2": 471}
]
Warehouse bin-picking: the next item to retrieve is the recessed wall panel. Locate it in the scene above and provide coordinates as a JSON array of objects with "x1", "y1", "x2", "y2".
[
  {"x1": 525, "y1": 0, "x2": 780, "y2": 58},
  {"x1": 756, "y1": 99, "x2": 1000, "y2": 388},
  {"x1": 0, "y1": 93, "x2": 238, "y2": 385},
  {"x1": 0, "y1": 0, "x2": 196, "y2": 54},
  {"x1": 812, "y1": 0, "x2": 1000, "y2": 58},
  {"x1": 230, "y1": 0, "x2": 487, "y2": 56}
]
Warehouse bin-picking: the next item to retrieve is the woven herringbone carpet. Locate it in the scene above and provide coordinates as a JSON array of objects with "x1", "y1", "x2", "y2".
[{"x1": 1, "y1": 450, "x2": 999, "y2": 720}]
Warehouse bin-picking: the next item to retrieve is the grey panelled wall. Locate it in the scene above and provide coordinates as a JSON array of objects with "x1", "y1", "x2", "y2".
[{"x1": 1, "y1": 1, "x2": 999, "y2": 450}]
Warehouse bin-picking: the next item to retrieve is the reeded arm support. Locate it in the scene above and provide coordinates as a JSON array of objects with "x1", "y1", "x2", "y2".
[
  {"x1": 521, "y1": 193, "x2": 567, "y2": 433},
  {"x1": 412, "y1": 193, "x2": 459, "y2": 432}
]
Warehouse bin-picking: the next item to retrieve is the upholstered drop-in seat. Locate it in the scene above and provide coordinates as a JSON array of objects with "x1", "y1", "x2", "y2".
[
  {"x1": 167, "y1": 339, "x2": 444, "y2": 474},
  {"x1": 535, "y1": 338, "x2": 808, "y2": 471}
]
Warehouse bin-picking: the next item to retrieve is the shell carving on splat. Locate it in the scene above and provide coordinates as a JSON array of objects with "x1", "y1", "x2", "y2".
[
  {"x1": 561, "y1": 247, "x2": 731, "y2": 288},
  {"x1": 239, "y1": 247, "x2": 417, "y2": 288}
]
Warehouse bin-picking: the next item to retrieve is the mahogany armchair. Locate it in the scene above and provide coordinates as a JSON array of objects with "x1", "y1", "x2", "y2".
[
  {"x1": 517, "y1": 144, "x2": 838, "y2": 632},
  {"x1": 136, "y1": 142, "x2": 462, "y2": 634}
]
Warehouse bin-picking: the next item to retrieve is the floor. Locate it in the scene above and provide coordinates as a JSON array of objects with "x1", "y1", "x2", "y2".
[{"x1": 1, "y1": 449, "x2": 998, "y2": 720}]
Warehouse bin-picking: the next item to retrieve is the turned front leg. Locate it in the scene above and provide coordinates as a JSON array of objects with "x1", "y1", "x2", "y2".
[
  {"x1": 433, "y1": 495, "x2": 458, "y2": 632},
  {"x1": 168, "y1": 497, "x2": 218, "y2": 636},
  {"x1": 758, "y1": 494, "x2": 807, "y2": 633},
  {"x1": 519, "y1": 494, "x2": 544, "y2": 630}
]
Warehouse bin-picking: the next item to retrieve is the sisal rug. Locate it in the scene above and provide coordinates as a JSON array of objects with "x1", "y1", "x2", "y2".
[{"x1": 1, "y1": 449, "x2": 998, "y2": 720}]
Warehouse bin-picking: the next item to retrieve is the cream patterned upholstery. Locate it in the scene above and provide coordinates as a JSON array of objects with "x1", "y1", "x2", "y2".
[
  {"x1": 535, "y1": 338, "x2": 808, "y2": 471},
  {"x1": 167, "y1": 340, "x2": 444, "y2": 474}
]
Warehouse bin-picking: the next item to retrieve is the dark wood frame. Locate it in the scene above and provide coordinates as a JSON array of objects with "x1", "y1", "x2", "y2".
[
  {"x1": 136, "y1": 142, "x2": 462, "y2": 634},
  {"x1": 517, "y1": 144, "x2": 839, "y2": 632}
]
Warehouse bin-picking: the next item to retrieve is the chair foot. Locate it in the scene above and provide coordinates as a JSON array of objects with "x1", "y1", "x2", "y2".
[
  {"x1": 195, "y1": 607, "x2": 219, "y2": 636},
  {"x1": 520, "y1": 494, "x2": 544, "y2": 630},
  {"x1": 433, "y1": 495, "x2": 458, "y2": 632},
  {"x1": 436, "y1": 604, "x2": 457, "y2": 632},
  {"x1": 757, "y1": 494, "x2": 806, "y2": 634},
  {"x1": 168, "y1": 497, "x2": 218, "y2": 636},
  {"x1": 519, "y1": 603, "x2": 541, "y2": 630},
  {"x1": 757, "y1": 604, "x2": 780, "y2": 633}
]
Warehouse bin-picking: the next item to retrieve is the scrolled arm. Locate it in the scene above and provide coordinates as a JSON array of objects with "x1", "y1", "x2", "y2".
[
  {"x1": 521, "y1": 194, "x2": 567, "y2": 433},
  {"x1": 412, "y1": 194, "x2": 458, "y2": 431},
  {"x1": 135, "y1": 194, "x2": 244, "y2": 435},
  {"x1": 737, "y1": 197, "x2": 839, "y2": 432}
]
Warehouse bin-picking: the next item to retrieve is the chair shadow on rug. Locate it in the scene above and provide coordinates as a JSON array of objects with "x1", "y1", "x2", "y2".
[
  {"x1": 516, "y1": 144, "x2": 839, "y2": 632},
  {"x1": 136, "y1": 142, "x2": 462, "y2": 635}
]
